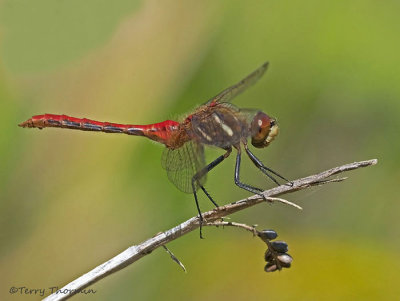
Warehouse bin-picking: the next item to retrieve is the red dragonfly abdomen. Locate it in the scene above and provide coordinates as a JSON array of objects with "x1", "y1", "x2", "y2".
[{"x1": 19, "y1": 114, "x2": 180, "y2": 146}]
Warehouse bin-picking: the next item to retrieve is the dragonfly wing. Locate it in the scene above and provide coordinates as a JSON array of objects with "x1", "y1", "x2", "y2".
[
  {"x1": 207, "y1": 62, "x2": 269, "y2": 105},
  {"x1": 161, "y1": 141, "x2": 206, "y2": 193}
]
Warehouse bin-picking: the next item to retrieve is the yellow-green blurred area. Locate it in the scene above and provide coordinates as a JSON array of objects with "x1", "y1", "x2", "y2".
[{"x1": 1, "y1": 0, "x2": 399, "y2": 300}]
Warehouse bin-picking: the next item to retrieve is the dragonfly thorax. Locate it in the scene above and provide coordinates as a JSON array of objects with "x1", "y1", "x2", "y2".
[
  {"x1": 250, "y1": 111, "x2": 279, "y2": 148},
  {"x1": 188, "y1": 104, "x2": 249, "y2": 149}
]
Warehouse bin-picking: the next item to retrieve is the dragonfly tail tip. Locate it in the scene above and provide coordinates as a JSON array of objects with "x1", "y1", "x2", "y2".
[{"x1": 18, "y1": 119, "x2": 32, "y2": 128}]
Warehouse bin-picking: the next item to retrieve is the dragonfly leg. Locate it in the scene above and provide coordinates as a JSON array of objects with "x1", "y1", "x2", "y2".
[
  {"x1": 234, "y1": 147, "x2": 266, "y2": 197},
  {"x1": 192, "y1": 148, "x2": 232, "y2": 238},
  {"x1": 191, "y1": 187, "x2": 205, "y2": 238},
  {"x1": 199, "y1": 185, "x2": 218, "y2": 207},
  {"x1": 243, "y1": 144, "x2": 293, "y2": 186}
]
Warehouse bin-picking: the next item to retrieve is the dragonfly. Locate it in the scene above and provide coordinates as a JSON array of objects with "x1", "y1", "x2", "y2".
[{"x1": 19, "y1": 62, "x2": 290, "y2": 237}]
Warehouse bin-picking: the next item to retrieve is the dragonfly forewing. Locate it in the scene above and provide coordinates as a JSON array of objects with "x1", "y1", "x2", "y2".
[{"x1": 207, "y1": 62, "x2": 269, "y2": 105}]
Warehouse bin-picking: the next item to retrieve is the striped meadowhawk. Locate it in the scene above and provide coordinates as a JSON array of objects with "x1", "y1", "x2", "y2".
[{"x1": 19, "y1": 62, "x2": 290, "y2": 237}]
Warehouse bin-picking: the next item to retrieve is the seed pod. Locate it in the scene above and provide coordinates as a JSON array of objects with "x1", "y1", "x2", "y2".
[
  {"x1": 264, "y1": 249, "x2": 274, "y2": 262},
  {"x1": 280, "y1": 262, "x2": 291, "y2": 268},
  {"x1": 264, "y1": 262, "x2": 278, "y2": 272},
  {"x1": 277, "y1": 253, "x2": 293, "y2": 268},
  {"x1": 271, "y1": 241, "x2": 288, "y2": 253},
  {"x1": 258, "y1": 229, "x2": 278, "y2": 242}
]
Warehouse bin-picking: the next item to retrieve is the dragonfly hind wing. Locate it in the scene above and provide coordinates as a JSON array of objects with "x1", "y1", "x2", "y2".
[
  {"x1": 161, "y1": 141, "x2": 206, "y2": 193},
  {"x1": 207, "y1": 62, "x2": 269, "y2": 105}
]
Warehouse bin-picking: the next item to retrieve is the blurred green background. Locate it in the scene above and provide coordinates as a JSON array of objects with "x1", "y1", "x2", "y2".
[{"x1": 1, "y1": 0, "x2": 399, "y2": 300}]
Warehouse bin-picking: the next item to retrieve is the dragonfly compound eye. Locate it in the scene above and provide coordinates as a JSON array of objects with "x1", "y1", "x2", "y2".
[{"x1": 251, "y1": 112, "x2": 279, "y2": 148}]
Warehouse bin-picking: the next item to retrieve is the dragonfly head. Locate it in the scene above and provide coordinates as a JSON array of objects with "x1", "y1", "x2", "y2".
[{"x1": 250, "y1": 112, "x2": 279, "y2": 148}]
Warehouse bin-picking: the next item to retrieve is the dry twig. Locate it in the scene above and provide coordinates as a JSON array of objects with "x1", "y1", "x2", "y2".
[{"x1": 43, "y1": 159, "x2": 377, "y2": 301}]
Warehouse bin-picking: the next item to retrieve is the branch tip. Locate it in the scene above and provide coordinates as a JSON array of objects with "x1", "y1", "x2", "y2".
[{"x1": 265, "y1": 197, "x2": 303, "y2": 210}]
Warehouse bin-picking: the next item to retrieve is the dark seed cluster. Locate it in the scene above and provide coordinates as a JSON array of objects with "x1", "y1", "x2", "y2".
[{"x1": 258, "y1": 229, "x2": 293, "y2": 272}]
